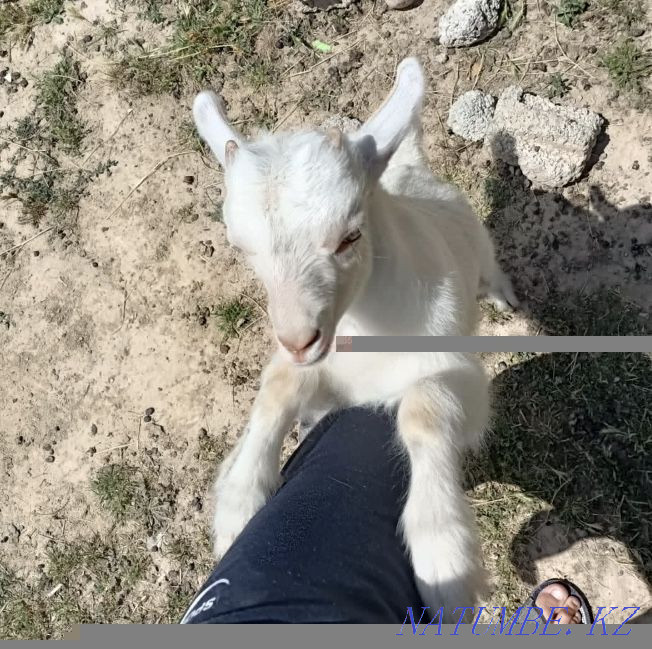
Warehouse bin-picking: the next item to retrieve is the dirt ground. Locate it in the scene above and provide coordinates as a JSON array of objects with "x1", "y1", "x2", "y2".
[{"x1": 1, "y1": 0, "x2": 651, "y2": 638}]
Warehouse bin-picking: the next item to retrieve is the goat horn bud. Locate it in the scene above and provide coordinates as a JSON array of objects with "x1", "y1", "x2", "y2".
[
  {"x1": 325, "y1": 128, "x2": 343, "y2": 149},
  {"x1": 225, "y1": 139, "x2": 239, "y2": 164}
]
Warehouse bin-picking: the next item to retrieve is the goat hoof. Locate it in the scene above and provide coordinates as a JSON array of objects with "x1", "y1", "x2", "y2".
[{"x1": 212, "y1": 474, "x2": 280, "y2": 558}]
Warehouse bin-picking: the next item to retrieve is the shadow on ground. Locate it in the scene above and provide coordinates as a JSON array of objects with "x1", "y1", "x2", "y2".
[
  {"x1": 467, "y1": 352, "x2": 652, "y2": 618},
  {"x1": 483, "y1": 133, "x2": 652, "y2": 335}
]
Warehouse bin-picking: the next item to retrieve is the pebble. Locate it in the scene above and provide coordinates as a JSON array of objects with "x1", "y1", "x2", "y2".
[
  {"x1": 145, "y1": 407, "x2": 155, "y2": 416},
  {"x1": 632, "y1": 161, "x2": 640, "y2": 170},
  {"x1": 143, "y1": 415, "x2": 152, "y2": 423},
  {"x1": 183, "y1": 175, "x2": 195, "y2": 185},
  {"x1": 439, "y1": 0, "x2": 501, "y2": 47},
  {"x1": 191, "y1": 496, "x2": 203, "y2": 512},
  {"x1": 83, "y1": 34, "x2": 93, "y2": 43},
  {"x1": 45, "y1": 456, "x2": 55, "y2": 463},
  {"x1": 447, "y1": 90, "x2": 496, "y2": 141}
]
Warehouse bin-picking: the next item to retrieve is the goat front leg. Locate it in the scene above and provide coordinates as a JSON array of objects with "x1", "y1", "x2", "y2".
[
  {"x1": 213, "y1": 353, "x2": 316, "y2": 557},
  {"x1": 397, "y1": 356, "x2": 490, "y2": 621}
]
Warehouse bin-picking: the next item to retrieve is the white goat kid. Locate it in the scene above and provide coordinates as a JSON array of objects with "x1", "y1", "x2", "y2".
[{"x1": 193, "y1": 58, "x2": 517, "y2": 619}]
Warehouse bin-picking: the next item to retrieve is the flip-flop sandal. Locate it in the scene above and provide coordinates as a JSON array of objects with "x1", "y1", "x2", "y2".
[{"x1": 524, "y1": 578, "x2": 594, "y2": 624}]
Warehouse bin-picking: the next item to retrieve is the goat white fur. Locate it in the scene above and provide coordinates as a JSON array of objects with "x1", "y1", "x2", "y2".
[{"x1": 193, "y1": 58, "x2": 517, "y2": 620}]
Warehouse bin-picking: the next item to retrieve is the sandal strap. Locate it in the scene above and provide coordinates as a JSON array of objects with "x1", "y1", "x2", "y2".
[{"x1": 524, "y1": 578, "x2": 594, "y2": 624}]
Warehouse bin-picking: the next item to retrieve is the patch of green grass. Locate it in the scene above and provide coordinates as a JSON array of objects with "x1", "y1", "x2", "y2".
[
  {"x1": 213, "y1": 298, "x2": 254, "y2": 338},
  {"x1": 483, "y1": 175, "x2": 512, "y2": 212},
  {"x1": 110, "y1": 50, "x2": 183, "y2": 97},
  {"x1": 535, "y1": 288, "x2": 650, "y2": 336},
  {"x1": 95, "y1": 17, "x2": 122, "y2": 45},
  {"x1": 0, "y1": 0, "x2": 65, "y2": 44},
  {"x1": 556, "y1": 0, "x2": 588, "y2": 28},
  {"x1": 162, "y1": 530, "x2": 215, "y2": 622},
  {"x1": 91, "y1": 463, "x2": 178, "y2": 533},
  {"x1": 35, "y1": 54, "x2": 88, "y2": 153},
  {"x1": 481, "y1": 301, "x2": 513, "y2": 325},
  {"x1": 91, "y1": 464, "x2": 142, "y2": 522},
  {"x1": 601, "y1": 40, "x2": 652, "y2": 92},
  {"x1": 243, "y1": 59, "x2": 278, "y2": 90},
  {"x1": 173, "y1": 0, "x2": 270, "y2": 56},
  {"x1": 139, "y1": 0, "x2": 167, "y2": 24},
  {"x1": 1, "y1": 533, "x2": 153, "y2": 638},
  {"x1": 0, "y1": 159, "x2": 118, "y2": 227},
  {"x1": 14, "y1": 115, "x2": 41, "y2": 144},
  {"x1": 166, "y1": 535, "x2": 196, "y2": 563},
  {"x1": 0, "y1": 564, "x2": 52, "y2": 639},
  {"x1": 47, "y1": 536, "x2": 150, "y2": 589},
  {"x1": 46, "y1": 534, "x2": 152, "y2": 626},
  {"x1": 467, "y1": 352, "x2": 652, "y2": 610},
  {"x1": 113, "y1": 0, "x2": 277, "y2": 96},
  {"x1": 546, "y1": 72, "x2": 571, "y2": 98},
  {"x1": 2, "y1": 173, "x2": 56, "y2": 225},
  {"x1": 0, "y1": 55, "x2": 117, "y2": 228},
  {"x1": 435, "y1": 161, "x2": 517, "y2": 222}
]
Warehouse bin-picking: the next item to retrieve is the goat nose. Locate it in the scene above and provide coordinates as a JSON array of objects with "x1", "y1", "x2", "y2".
[{"x1": 278, "y1": 329, "x2": 321, "y2": 355}]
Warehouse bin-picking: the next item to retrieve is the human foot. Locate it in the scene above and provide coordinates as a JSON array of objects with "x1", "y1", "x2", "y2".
[
  {"x1": 536, "y1": 583, "x2": 582, "y2": 623},
  {"x1": 528, "y1": 578, "x2": 594, "y2": 624}
]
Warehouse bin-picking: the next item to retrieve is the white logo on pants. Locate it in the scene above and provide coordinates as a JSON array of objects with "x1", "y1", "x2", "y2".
[{"x1": 180, "y1": 578, "x2": 231, "y2": 624}]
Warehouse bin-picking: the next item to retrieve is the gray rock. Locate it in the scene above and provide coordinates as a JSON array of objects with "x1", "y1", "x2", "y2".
[
  {"x1": 386, "y1": 0, "x2": 420, "y2": 8},
  {"x1": 447, "y1": 90, "x2": 496, "y2": 141},
  {"x1": 320, "y1": 115, "x2": 362, "y2": 134},
  {"x1": 485, "y1": 86, "x2": 604, "y2": 187},
  {"x1": 439, "y1": 0, "x2": 501, "y2": 47}
]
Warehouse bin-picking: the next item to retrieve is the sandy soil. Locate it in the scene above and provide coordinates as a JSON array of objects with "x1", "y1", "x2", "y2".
[{"x1": 1, "y1": 0, "x2": 651, "y2": 637}]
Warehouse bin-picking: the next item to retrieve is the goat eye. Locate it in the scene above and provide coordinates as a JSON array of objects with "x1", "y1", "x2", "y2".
[{"x1": 335, "y1": 229, "x2": 362, "y2": 254}]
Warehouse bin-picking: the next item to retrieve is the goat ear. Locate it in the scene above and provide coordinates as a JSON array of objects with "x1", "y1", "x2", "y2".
[
  {"x1": 351, "y1": 57, "x2": 424, "y2": 167},
  {"x1": 193, "y1": 91, "x2": 243, "y2": 168}
]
